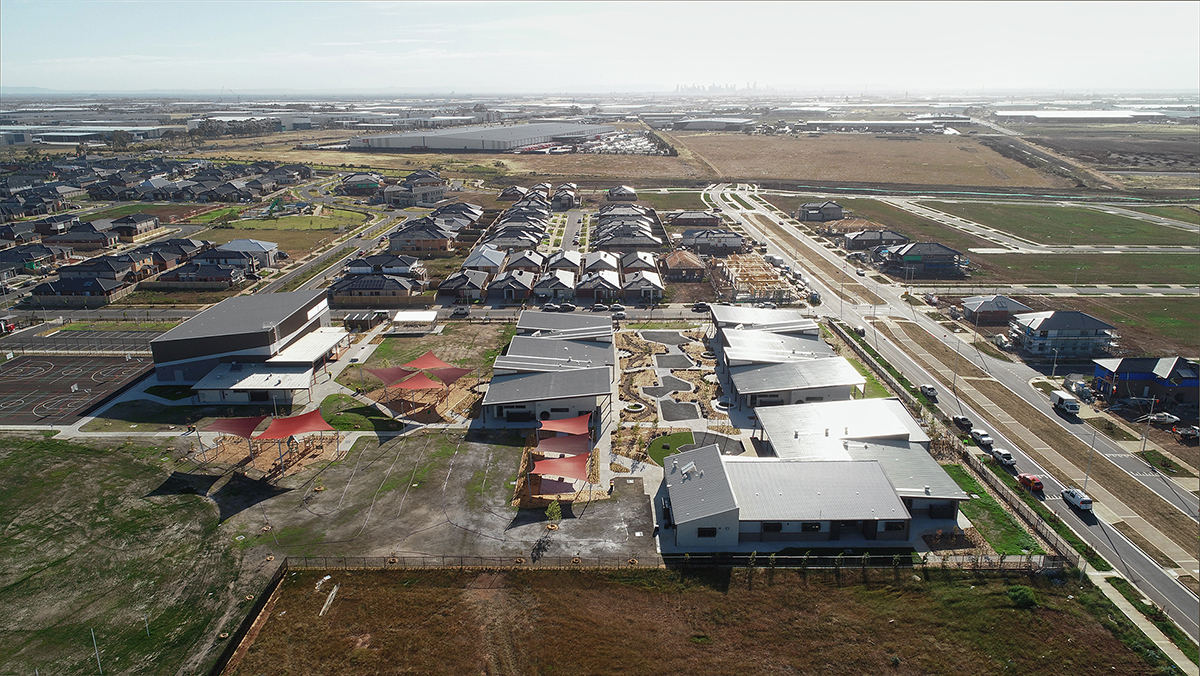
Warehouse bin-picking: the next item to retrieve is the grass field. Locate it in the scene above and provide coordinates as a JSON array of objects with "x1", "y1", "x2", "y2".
[
  {"x1": 1128, "y1": 205, "x2": 1200, "y2": 225},
  {"x1": 0, "y1": 435, "x2": 244, "y2": 676},
  {"x1": 115, "y1": 286, "x2": 249, "y2": 306},
  {"x1": 636, "y1": 189, "x2": 709, "y2": 212},
  {"x1": 973, "y1": 252, "x2": 1200, "y2": 285},
  {"x1": 923, "y1": 201, "x2": 1199, "y2": 246},
  {"x1": 88, "y1": 203, "x2": 215, "y2": 222},
  {"x1": 229, "y1": 567, "x2": 1167, "y2": 676},
  {"x1": 942, "y1": 465, "x2": 1043, "y2": 555},
  {"x1": 847, "y1": 356, "x2": 892, "y2": 398},
  {"x1": 198, "y1": 227, "x2": 337, "y2": 258},
  {"x1": 666, "y1": 132, "x2": 1069, "y2": 187},
  {"x1": 833, "y1": 198, "x2": 996, "y2": 254},
  {"x1": 233, "y1": 208, "x2": 367, "y2": 231},
  {"x1": 184, "y1": 206, "x2": 244, "y2": 223},
  {"x1": 646, "y1": 430, "x2": 695, "y2": 466}
]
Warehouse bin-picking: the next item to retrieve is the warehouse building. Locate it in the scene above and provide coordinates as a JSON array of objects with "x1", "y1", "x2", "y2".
[{"x1": 352, "y1": 122, "x2": 615, "y2": 152}]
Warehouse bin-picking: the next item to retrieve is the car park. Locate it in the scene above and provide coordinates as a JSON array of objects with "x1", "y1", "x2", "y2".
[
  {"x1": 1017, "y1": 474, "x2": 1044, "y2": 492},
  {"x1": 970, "y1": 429, "x2": 994, "y2": 447},
  {"x1": 1061, "y1": 487, "x2": 1093, "y2": 510},
  {"x1": 541, "y1": 303, "x2": 560, "y2": 312},
  {"x1": 952, "y1": 415, "x2": 973, "y2": 431}
]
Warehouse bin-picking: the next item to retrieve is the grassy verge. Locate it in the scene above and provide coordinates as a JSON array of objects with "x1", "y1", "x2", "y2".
[
  {"x1": 59, "y1": 321, "x2": 180, "y2": 332},
  {"x1": 647, "y1": 430, "x2": 696, "y2": 466},
  {"x1": 278, "y1": 245, "x2": 355, "y2": 292},
  {"x1": 1137, "y1": 449, "x2": 1196, "y2": 478},
  {"x1": 320, "y1": 393, "x2": 405, "y2": 432},
  {"x1": 846, "y1": 357, "x2": 891, "y2": 399},
  {"x1": 1086, "y1": 416, "x2": 1139, "y2": 442},
  {"x1": 942, "y1": 465, "x2": 1043, "y2": 555},
  {"x1": 981, "y1": 460, "x2": 1112, "y2": 571},
  {"x1": 1106, "y1": 577, "x2": 1200, "y2": 665}
]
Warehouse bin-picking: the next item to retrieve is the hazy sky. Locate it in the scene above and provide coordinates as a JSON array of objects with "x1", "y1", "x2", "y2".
[{"x1": 2, "y1": 1, "x2": 1198, "y2": 94}]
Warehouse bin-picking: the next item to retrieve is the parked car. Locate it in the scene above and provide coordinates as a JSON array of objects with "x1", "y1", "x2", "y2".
[
  {"x1": 559, "y1": 302, "x2": 577, "y2": 312},
  {"x1": 970, "y1": 429, "x2": 994, "y2": 447},
  {"x1": 1061, "y1": 487, "x2": 1093, "y2": 510},
  {"x1": 450, "y1": 306, "x2": 470, "y2": 318},
  {"x1": 855, "y1": 268, "x2": 866, "y2": 276},
  {"x1": 591, "y1": 303, "x2": 608, "y2": 312},
  {"x1": 952, "y1": 415, "x2": 973, "y2": 431},
  {"x1": 611, "y1": 311, "x2": 627, "y2": 320},
  {"x1": 919, "y1": 384, "x2": 937, "y2": 398},
  {"x1": 692, "y1": 302, "x2": 710, "y2": 312},
  {"x1": 541, "y1": 303, "x2": 560, "y2": 312},
  {"x1": 989, "y1": 448, "x2": 1016, "y2": 466},
  {"x1": 1145, "y1": 412, "x2": 1180, "y2": 425},
  {"x1": 1173, "y1": 425, "x2": 1199, "y2": 440},
  {"x1": 1017, "y1": 474, "x2": 1044, "y2": 492},
  {"x1": 608, "y1": 303, "x2": 626, "y2": 312}
]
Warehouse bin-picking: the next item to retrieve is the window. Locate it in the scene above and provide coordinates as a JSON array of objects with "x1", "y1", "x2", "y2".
[
  {"x1": 763, "y1": 522, "x2": 783, "y2": 533},
  {"x1": 884, "y1": 521, "x2": 905, "y2": 532},
  {"x1": 550, "y1": 407, "x2": 569, "y2": 413},
  {"x1": 800, "y1": 522, "x2": 821, "y2": 532},
  {"x1": 697, "y1": 527, "x2": 717, "y2": 538}
]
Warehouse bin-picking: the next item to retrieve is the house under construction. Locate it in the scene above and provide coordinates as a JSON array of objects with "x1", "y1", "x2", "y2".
[{"x1": 711, "y1": 254, "x2": 795, "y2": 303}]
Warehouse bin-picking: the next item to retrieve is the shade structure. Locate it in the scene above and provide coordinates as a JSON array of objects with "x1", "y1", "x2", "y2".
[
  {"x1": 537, "y1": 435, "x2": 591, "y2": 456},
  {"x1": 531, "y1": 453, "x2": 591, "y2": 483},
  {"x1": 204, "y1": 416, "x2": 267, "y2": 439},
  {"x1": 255, "y1": 409, "x2": 336, "y2": 440},
  {"x1": 538, "y1": 412, "x2": 591, "y2": 436},
  {"x1": 366, "y1": 366, "x2": 415, "y2": 387},
  {"x1": 402, "y1": 350, "x2": 452, "y2": 371},
  {"x1": 388, "y1": 372, "x2": 446, "y2": 390},
  {"x1": 427, "y1": 367, "x2": 473, "y2": 386}
]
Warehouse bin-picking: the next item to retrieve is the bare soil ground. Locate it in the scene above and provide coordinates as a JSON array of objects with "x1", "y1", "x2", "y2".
[
  {"x1": 616, "y1": 332, "x2": 668, "y2": 371},
  {"x1": 665, "y1": 132, "x2": 1069, "y2": 187},
  {"x1": 196, "y1": 226, "x2": 336, "y2": 258},
  {"x1": 89, "y1": 203, "x2": 222, "y2": 223},
  {"x1": 893, "y1": 321, "x2": 990, "y2": 379},
  {"x1": 667, "y1": 281, "x2": 719, "y2": 304},
  {"x1": 229, "y1": 568, "x2": 1160, "y2": 676},
  {"x1": 618, "y1": 370, "x2": 659, "y2": 425}
]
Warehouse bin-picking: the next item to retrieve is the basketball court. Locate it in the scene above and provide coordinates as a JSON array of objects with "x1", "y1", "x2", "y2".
[{"x1": 0, "y1": 355, "x2": 153, "y2": 425}]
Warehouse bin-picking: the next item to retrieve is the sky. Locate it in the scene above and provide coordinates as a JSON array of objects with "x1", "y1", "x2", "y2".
[{"x1": 2, "y1": 1, "x2": 1198, "y2": 95}]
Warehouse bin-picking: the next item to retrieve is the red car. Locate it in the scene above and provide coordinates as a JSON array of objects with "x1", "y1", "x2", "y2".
[{"x1": 1017, "y1": 474, "x2": 1043, "y2": 492}]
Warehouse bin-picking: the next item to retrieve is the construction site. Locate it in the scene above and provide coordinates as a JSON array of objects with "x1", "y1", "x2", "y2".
[{"x1": 710, "y1": 253, "x2": 797, "y2": 303}]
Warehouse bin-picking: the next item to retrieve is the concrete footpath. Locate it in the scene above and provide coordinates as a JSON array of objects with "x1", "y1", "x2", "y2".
[{"x1": 1088, "y1": 571, "x2": 1199, "y2": 676}]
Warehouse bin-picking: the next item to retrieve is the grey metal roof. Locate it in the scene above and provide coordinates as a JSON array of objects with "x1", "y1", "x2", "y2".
[
  {"x1": 721, "y1": 328, "x2": 834, "y2": 365},
  {"x1": 709, "y1": 305, "x2": 818, "y2": 334},
  {"x1": 663, "y1": 445, "x2": 738, "y2": 524},
  {"x1": 516, "y1": 310, "x2": 612, "y2": 333},
  {"x1": 724, "y1": 458, "x2": 909, "y2": 522},
  {"x1": 1012, "y1": 310, "x2": 1115, "y2": 332},
  {"x1": 502, "y1": 336, "x2": 615, "y2": 367},
  {"x1": 730, "y1": 357, "x2": 865, "y2": 395},
  {"x1": 151, "y1": 290, "x2": 322, "y2": 343},
  {"x1": 756, "y1": 399, "x2": 930, "y2": 459},
  {"x1": 842, "y1": 440, "x2": 968, "y2": 502},
  {"x1": 961, "y1": 295, "x2": 1031, "y2": 314},
  {"x1": 482, "y1": 367, "x2": 612, "y2": 406}
]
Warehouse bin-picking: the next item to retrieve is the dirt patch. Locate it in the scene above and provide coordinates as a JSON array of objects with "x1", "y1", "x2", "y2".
[
  {"x1": 922, "y1": 527, "x2": 996, "y2": 558},
  {"x1": 619, "y1": 370, "x2": 659, "y2": 424},
  {"x1": 667, "y1": 281, "x2": 719, "y2": 304},
  {"x1": 616, "y1": 332, "x2": 668, "y2": 370},
  {"x1": 338, "y1": 322, "x2": 514, "y2": 391},
  {"x1": 893, "y1": 321, "x2": 990, "y2": 379},
  {"x1": 230, "y1": 568, "x2": 1160, "y2": 676},
  {"x1": 969, "y1": 379, "x2": 1197, "y2": 556},
  {"x1": 670, "y1": 369, "x2": 727, "y2": 421}
]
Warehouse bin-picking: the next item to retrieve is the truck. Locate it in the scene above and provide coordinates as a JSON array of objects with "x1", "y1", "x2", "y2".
[
  {"x1": 989, "y1": 447, "x2": 1016, "y2": 466},
  {"x1": 1050, "y1": 390, "x2": 1080, "y2": 415},
  {"x1": 763, "y1": 254, "x2": 784, "y2": 267}
]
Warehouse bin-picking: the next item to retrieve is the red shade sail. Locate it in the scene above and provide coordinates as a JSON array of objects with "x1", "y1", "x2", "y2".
[
  {"x1": 536, "y1": 435, "x2": 591, "y2": 456},
  {"x1": 388, "y1": 372, "x2": 446, "y2": 390},
  {"x1": 255, "y1": 409, "x2": 336, "y2": 440},
  {"x1": 427, "y1": 367, "x2": 473, "y2": 386},
  {"x1": 538, "y1": 412, "x2": 591, "y2": 436},
  {"x1": 402, "y1": 350, "x2": 452, "y2": 371},
  {"x1": 531, "y1": 452, "x2": 591, "y2": 483},
  {"x1": 366, "y1": 366, "x2": 415, "y2": 386},
  {"x1": 204, "y1": 416, "x2": 267, "y2": 439}
]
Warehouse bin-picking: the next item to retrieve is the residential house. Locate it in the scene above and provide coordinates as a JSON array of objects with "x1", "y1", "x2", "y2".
[
  {"x1": 668, "y1": 211, "x2": 721, "y2": 228},
  {"x1": 582, "y1": 251, "x2": 620, "y2": 274},
  {"x1": 546, "y1": 250, "x2": 583, "y2": 274},
  {"x1": 533, "y1": 270, "x2": 576, "y2": 301},
  {"x1": 622, "y1": 270, "x2": 665, "y2": 302},
  {"x1": 961, "y1": 295, "x2": 1032, "y2": 325},
  {"x1": 216, "y1": 239, "x2": 281, "y2": 268},
  {"x1": 505, "y1": 249, "x2": 547, "y2": 274},
  {"x1": 488, "y1": 269, "x2": 537, "y2": 302},
  {"x1": 438, "y1": 269, "x2": 488, "y2": 300},
  {"x1": 30, "y1": 277, "x2": 131, "y2": 307},
  {"x1": 661, "y1": 250, "x2": 705, "y2": 282},
  {"x1": 461, "y1": 245, "x2": 507, "y2": 277},
  {"x1": 1009, "y1": 310, "x2": 1116, "y2": 357},
  {"x1": 575, "y1": 270, "x2": 622, "y2": 301},
  {"x1": 682, "y1": 228, "x2": 744, "y2": 255},
  {"x1": 607, "y1": 185, "x2": 637, "y2": 201},
  {"x1": 328, "y1": 274, "x2": 422, "y2": 307},
  {"x1": 1092, "y1": 357, "x2": 1199, "y2": 404},
  {"x1": 498, "y1": 185, "x2": 529, "y2": 201},
  {"x1": 843, "y1": 230, "x2": 909, "y2": 250},
  {"x1": 796, "y1": 201, "x2": 844, "y2": 222},
  {"x1": 883, "y1": 242, "x2": 968, "y2": 279},
  {"x1": 620, "y1": 250, "x2": 658, "y2": 273},
  {"x1": 388, "y1": 219, "x2": 456, "y2": 252}
]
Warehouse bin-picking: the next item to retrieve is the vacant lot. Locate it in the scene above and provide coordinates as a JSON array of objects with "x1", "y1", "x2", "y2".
[
  {"x1": 923, "y1": 201, "x2": 1198, "y2": 246},
  {"x1": 1128, "y1": 205, "x2": 1200, "y2": 225},
  {"x1": 820, "y1": 197, "x2": 994, "y2": 255},
  {"x1": 637, "y1": 189, "x2": 709, "y2": 213},
  {"x1": 1013, "y1": 295, "x2": 1199, "y2": 357},
  {"x1": 970, "y1": 252, "x2": 1200, "y2": 285},
  {"x1": 0, "y1": 435, "x2": 246, "y2": 676},
  {"x1": 666, "y1": 133, "x2": 1069, "y2": 187},
  {"x1": 229, "y1": 568, "x2": 1161, "y2": 676}
]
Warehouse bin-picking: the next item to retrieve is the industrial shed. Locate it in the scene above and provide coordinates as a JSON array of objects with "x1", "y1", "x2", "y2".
[{"x1": 352, "y1": 122, "x2": 615, "y2": 152}]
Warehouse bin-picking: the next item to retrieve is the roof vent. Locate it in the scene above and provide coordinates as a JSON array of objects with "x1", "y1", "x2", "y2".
[
  {"x1": 681, "y1": 461, "x2": 697, "y2": 475},
  {"x1": 824, "y1": 428, "x2": 829, "y2": 437},
  {"x1": 924, "y1": 485, "x2": 931, "y2": 495}
]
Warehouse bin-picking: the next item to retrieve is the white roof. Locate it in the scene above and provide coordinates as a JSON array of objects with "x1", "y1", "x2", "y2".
[
  {"x1": 267, "y1": 327, "x2": 348, "y2": 364},
  {"x1": 755, "y1": 399, "x2": 930, "y2": 459},
  {"x1": 391, "y1": 310, "x2": 438, "y2": 324},
  {"x1": 194, "y1": 363, "x2": 313, "y2": 392},
  {"x1": 709, "y1": 305, "x2": 817, "y2": 334}
]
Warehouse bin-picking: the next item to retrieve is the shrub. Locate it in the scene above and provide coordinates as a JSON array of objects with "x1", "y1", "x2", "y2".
[{"x1": 1007, "y1": 585, "x2": 1039, "y2": 609}]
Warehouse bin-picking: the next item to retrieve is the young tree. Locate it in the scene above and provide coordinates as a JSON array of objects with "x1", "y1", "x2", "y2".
[{"x1": 545, "y1": 499, "x2": 562, "y2": 524}]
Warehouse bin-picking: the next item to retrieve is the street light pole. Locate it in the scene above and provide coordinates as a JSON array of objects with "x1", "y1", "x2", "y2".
[{"x1": 1051, "y1": 348, "x2": 1060, "y2": 381}]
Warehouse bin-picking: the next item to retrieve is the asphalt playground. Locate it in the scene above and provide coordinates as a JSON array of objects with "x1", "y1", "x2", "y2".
[{"x1": 0, "y1": 355, "x2": 153, "y2": 425}]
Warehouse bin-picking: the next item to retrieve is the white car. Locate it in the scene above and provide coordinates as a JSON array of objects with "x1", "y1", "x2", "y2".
[
  {"x1": 970, "y1": 429, "x2": 994, "y2": 447},
  {"x1": 1144, "y1": 412, "x2": 1180, "y2": 425},
  {"x1": 989, "y1": 448, "x2": 1016, "y2": 466},
  {"x1": 1061, "y1": 487, "x2": 1093, "y2": 511}
]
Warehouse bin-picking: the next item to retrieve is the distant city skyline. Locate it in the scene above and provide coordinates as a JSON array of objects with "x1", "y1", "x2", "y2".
[{"x1": 2, "y1": 1, "x2": 1198, "y2": 96}]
